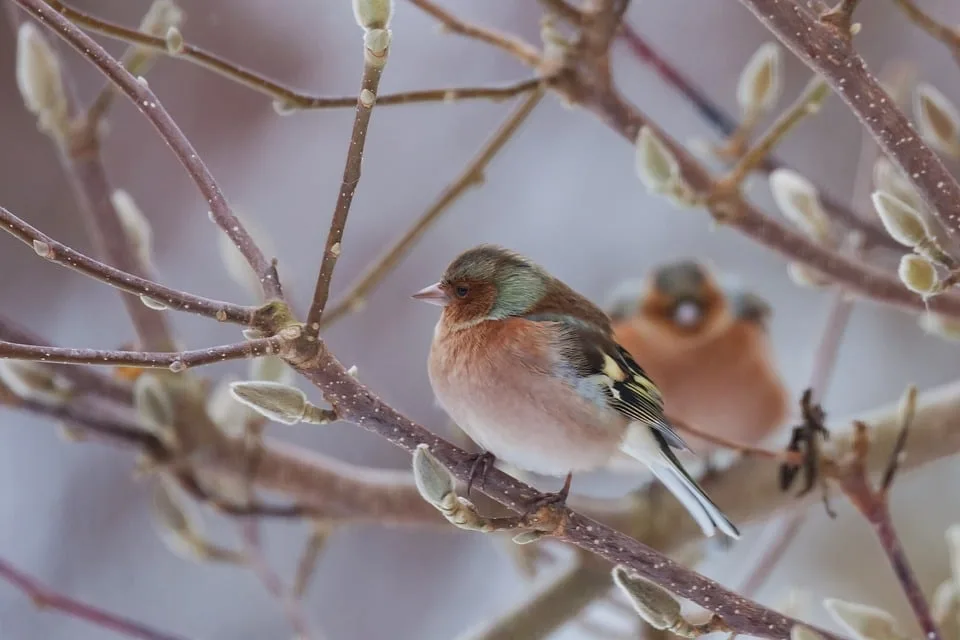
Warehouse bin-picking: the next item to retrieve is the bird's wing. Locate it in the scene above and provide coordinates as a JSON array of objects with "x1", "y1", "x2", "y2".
[{"x1": 523, "y1": 313, "x2": 690, "y2": 452}]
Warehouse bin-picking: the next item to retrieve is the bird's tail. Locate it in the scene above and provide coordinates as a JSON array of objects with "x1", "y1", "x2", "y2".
[{"x1": 620, "y1": 422, "x2": 740, "y2": 539}]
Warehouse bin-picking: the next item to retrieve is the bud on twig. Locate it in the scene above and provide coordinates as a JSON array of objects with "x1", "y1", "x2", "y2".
[
  {"x1": 823, "y1": 598, "x2": 907, "y2": 640},
  {"x1": 135, "y1": 374, "x2": 178, "y2": 447},
  {"x1": 898, "y1": 254, "x2": 939, "y2": 296},
  {"x1": 165, "y1": 26, "x2": 184, "y2": 55},
  {"x1": 112, "y1": 189, "x2": 154, "y2": 269},
  {"x1": 791, "y1": 625, "x2": 825, "y2": 640},
  {"x1": 16, "y1": 23, "x2": 69, "y2": 140},
  {"x1": 769, "y1": 169, "x2": 832, "y2": 242},
  {"x1": 612, "y1": 566, "x2": 682, "y2": 631},
  {"x1": 636, "y1": 127, "x2": 681, "y2": 193},
  {"x1": 736, "y1": 42, "x2": 783, "y2": 118},
  {"x1": 914, "y1": 83, "x2": 960, "y2": 158},
  {"x1": 873, "y1": 158, "x2": 923, "y2": 213},
  {"x1": 229, "y1": 381, "x2": 307, "y2": 425},
  {"x1": 363, "y1": 28, "x2": 391, "y2": 68},
  {"x1": 0, "y1": 359, "x2": 72, "y2": 405},
  {"x1": 871, "y1": 191, "x2": 931, "y2": 248},
  {"x1": 352, "y1": 0, "x2": 394, "y2": 30},
  {"x1": 787, "y1": 263, "x2": 830, "y2": 288},
  {"x1": 139, "y1": 0, "x2": 185, "y2": 38}
]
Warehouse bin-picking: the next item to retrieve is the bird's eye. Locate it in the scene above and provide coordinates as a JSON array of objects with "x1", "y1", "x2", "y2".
[{"x1": 455, "y1": 285, "x2": 469, "y2": 298}]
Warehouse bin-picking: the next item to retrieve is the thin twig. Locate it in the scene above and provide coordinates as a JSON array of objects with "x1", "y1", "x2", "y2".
[
  {"x1": 404, "y1": 0, "x2": 542, "y2": 67},
  {"x1": 0, "y1": 338, "x2": 282, "y2": 371},
  {"x1": 819, "y1": 0, "x2": 862, "y2": 36},
  {"x1": 304, "y1": 32, "x2": 389, "y2": 334},
  {"x1": 319, "y1": 85, "x2": 546, "y2": 328},
  {"x1": 831, "y1": 419, "x2": 941, "y2": 640},
  {"x1": 13, "y1": 0, "x2": 282, "y2": 300},
  {"x1": 616, "y1": 22, "x2": 902, "y2": 252},
  {"x1": 891, "y1": 0, "x2": 960, "y2": 61},
  {"x1": 666, "y1": 415, "x2": 802, "y2": 464},
  {"x1": 739, "y1": 0, "x2": 960, "y2": 243},
  {"x1": 238, "y1": 520, "x2": 320, "y2": 639},
  {"x1": 0, "y1": 557, "x2": 187, "y2": 640},
  {"x1": 44, "y1": 0, "x2": 539, "y2": 110},
  {"x1": 0, "y1": 317, "x2": 133, "y2": 404},
  {"x1": 0, "y1": 204, "x2": 256, "y2": 326}
]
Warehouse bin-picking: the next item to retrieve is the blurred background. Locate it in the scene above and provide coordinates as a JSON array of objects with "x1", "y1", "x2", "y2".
[{"x1": 1, "y1": 1, "x2": 959, "y2": 638}]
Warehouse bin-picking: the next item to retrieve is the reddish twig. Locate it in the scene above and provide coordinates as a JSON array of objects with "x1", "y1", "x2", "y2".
[
  {"x1": 891, "y1": 0, "x2": 960, "y2": 62},
  {"x1": 0, "y1": 337, "x2": 282, "y2": 371},
  {"x1": 0, "y1": 204, "x2": 256, "y2": 326},
  {"x1": 11, "y1": 0, "x2": 282, "y2": 300},
  {"x1": 828, "y1": 412, "x2": 940, "y2": 640},
  {"x1": 0, "y1": 557, "x2": 187, "y2": 640},
  {"x1": 666, "y1": 414, "x2": 803, "y2": 464}
]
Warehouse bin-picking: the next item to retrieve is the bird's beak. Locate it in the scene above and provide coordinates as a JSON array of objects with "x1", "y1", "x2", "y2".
[{"x1": 412, "y1": 282, "x2": 451, "y2": 306}]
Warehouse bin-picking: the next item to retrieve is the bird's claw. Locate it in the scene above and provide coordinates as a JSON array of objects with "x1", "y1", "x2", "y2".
[
  {"x1": 521, "y1": 472, "x2": 573, "y2": 520},
  {"x1": 465, "y1": 451, "x2": 496, "y2": 498}
]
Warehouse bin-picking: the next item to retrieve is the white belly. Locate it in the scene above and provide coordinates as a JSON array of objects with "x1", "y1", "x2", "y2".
[{"x1": 428, "y1": 327, "x2": 624, "y2": 476}]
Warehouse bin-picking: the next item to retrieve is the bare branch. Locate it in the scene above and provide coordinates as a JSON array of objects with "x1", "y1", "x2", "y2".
[
  {"x1": 891, "y1": 0, "x2": 960, "y2": 61},
  {"x1": 829, "y1": 416, "x2": 940, "y2": 640},
  {"x1": 11, "y1": 0, "x2": 282, "y2": 299},
  {"x1": 43, "y1": 0, "x2": 537, "y2": 111},
  {"x1": 0, "y1": 557, "x2": 186, "y2": 640},
  {"x1": 617, "y1": 22, "x2": 903, "y2": 252},
  {"x1": 319, "y1": 85, "x2": 546, "y2": 328},
  {"x1": 404, "y1": 0, "x2": 542, "y2": 66},
  {"x1": 0, "y1": 204, "x2": 256, "y2": 326},
  {"x1": 0, "y1": 337, "x2": 282, "y2": 371},
  {"x1": 740, "y1": 0, "x2": 960, "y2": 243}
]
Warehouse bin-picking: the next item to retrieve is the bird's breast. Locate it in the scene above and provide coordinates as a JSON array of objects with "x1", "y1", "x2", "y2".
[{"x1": 428, "y1": 320, "x2": 624, "y2": 476}]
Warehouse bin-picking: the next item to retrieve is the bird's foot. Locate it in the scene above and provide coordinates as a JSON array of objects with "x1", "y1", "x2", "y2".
[
  {"x1": 521, "y1": 472, "x2": 573, "y2": 520},
  {"x1": 465, "y1": 451, "x2": 497, "y2": 498}
]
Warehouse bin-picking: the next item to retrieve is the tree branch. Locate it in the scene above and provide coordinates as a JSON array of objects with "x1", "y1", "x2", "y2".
[
  {"x1": 617, "y1": 22, "x2": 901, "y2": 252},
  {"x1": 0, "y1": 204, "x2": 257, "y2": 326},
  {"x1": 404, "y1": 0, "x2": 542, "y2": 67},
  {"x1": 11, "y1": 0, "x2": 282, "y2": 300},
  {"x1": 739, "y1": 0, "x2": 960, "y2": 243},
  {"x1": 891, "y1": 0, "x2": 960, "y2": 61},
  {"x1": 319, "y1": 84, "x2": 546, "y2": 328},
  {"x1": 0, "y1": 337, "x2": 282, "y2": 372},
  {"x1": 304, "y1": 24, "x2": 390, "y2": 334},
  {"x1": 42, "y1": 0, "x2": 538, "y2": 111},
  {"x1": 0, "y1": 557, "x2": 186, "y2": 640}
]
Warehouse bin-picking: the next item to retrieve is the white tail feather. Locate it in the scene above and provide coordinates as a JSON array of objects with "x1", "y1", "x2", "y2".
[{"x1": 620, "y1": 423, "x2": 740, "y2": 539}]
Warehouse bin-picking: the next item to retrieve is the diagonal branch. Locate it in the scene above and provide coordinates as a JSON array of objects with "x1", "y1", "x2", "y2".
[
  {"x1": 891, "y1": 0, "x2": 960, "y2": 61},
  {"x1": 0, "y1": 337, "x2": 282, "y2": 371},
  {"x1": 0, "y1": 205, "x2": 257, "y2": 326},
  {"x1": 0, "y1": 557, "x2": 186, "y2": 640},
  {"x1": 319, "y1": 84, "x2": 546, "y2": 328},
  {"x1": 11, "y1": 0, "x2": 282, "y2": 300},
  {"x1": 739, "y1": 0, "x2": 960, "y2": 242}
]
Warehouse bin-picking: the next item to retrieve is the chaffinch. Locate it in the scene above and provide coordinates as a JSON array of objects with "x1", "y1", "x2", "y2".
[
  {"x1": 413, "y1": 245, "x2": 739, "y2": 539},
  {"x1": 607, "y1": 260, "x2": 789, "y2": 454}
]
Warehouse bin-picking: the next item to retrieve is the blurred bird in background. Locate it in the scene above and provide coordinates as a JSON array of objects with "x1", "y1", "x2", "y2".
[
  {"x1": 414, "y1": 245, "x2": 740, "y2": 539},
  {"x1": 606, "y1": 260, "x2": 790, "y2": 458}
]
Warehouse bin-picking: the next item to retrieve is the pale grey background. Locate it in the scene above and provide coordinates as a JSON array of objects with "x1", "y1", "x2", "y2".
[{"x1": 0, "y1": 1, "x2": 959, "y2": 639}]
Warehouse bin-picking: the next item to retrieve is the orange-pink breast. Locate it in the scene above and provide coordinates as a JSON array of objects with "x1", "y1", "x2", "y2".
[{"x1": 428, "y1": 318, "x2": 625, "y2": 476}]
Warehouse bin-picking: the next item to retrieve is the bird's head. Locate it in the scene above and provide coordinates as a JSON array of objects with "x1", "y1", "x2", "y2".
[
  {"x1": 607, "y1": 260, "x2": 730, "y2": 341},
  {"x1": 412, "y1": 245, "x2": 549, "y2": 329}
]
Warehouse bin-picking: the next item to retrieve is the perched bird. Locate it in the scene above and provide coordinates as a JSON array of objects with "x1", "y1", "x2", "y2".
[
  {"x1": 606, "y1": 261, "x2": 789, "y2": 454},
  {"x1": 413, "y1": 245, "x2": 739, "y2": 539}
]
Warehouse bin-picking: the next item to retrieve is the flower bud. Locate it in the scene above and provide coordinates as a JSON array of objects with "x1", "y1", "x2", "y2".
[
  {"x1": 352, "y1": 0, "x2": 393, "y2": 30},
  {"x1": 412, "y1": 444, "x2": 454, "y2": 507},
  {"x1": 635, "y1": 127, "x2": 681, "y2": 193},
  {"x1": 229, "y1": 380, "x2": 307, "y2": 424},
  {"x1": 0, "y1": 359, "x2": 72, "y2": 405},
  {"x1": 612, "y1": 566, "x2": 682, "y2": 631},
  {"x1": 16, "y1": 23, "x2": 69, "y2": 139},
  {"x1": 736, "y1": 42, "x2": 783, "y2": 117},
  {"x1": 898, "y1": 254, "x2": 939, "y2": 296},
  {"x1": 873, "y1": 159, "x2": 924, "y2": 214},
  {"x1": 769, "y1": 169, "x2": 831, "y2": 242},
  {"x1": 139, "y1": 0, "x2": 184, "y2": 38},
  {"x1": 112, "y1": 189, "x2": 154, "y2": 268},
  {"x1": 823, "y1": 598, "x2": 906, "y2": 640},
  {"x1": 914, "y1": 83, "x2": 960, "y2": 158},
  {"x1": 364, "y1": 28, "x2": 391, "y2": 67},
  {"x1": 871, "y1": 191, "x2": 930, "y2": 247}
]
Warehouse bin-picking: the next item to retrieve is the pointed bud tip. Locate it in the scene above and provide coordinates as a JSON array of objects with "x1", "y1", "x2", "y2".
[{"x1": 412, "y1": 444, "x2": 453, "y2": 505}]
